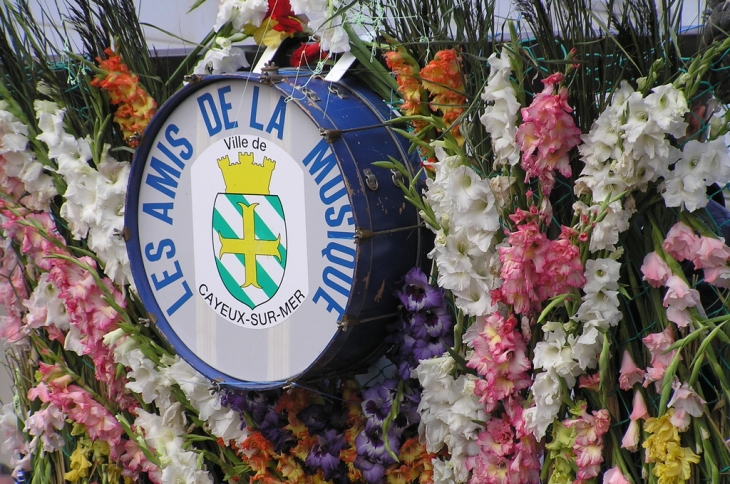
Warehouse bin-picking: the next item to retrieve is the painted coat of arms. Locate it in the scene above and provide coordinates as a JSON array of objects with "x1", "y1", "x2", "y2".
[{"x1": 213, "y1": 152, "x2": 287, "y2": 308}]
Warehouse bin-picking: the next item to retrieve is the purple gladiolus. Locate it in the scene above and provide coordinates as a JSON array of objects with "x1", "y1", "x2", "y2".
[
  {"x1": 355, "y1": 427, "x2": 400, "y2": 465},
  {"x1": 354, "y1": 456, "x2": 385, "y2": 484},
  {"x1": 412, "y1": 338, "x2": 449, "y2": 362},
  {"x1": 396, "y1": 267, "x2": 445, "y2": 311},
  {"x1": 305, "y1": 429, "x2": 346, "y2": 479},
  {"x1": 362, "y1": 379, "x2": 397, "y2": 428}
]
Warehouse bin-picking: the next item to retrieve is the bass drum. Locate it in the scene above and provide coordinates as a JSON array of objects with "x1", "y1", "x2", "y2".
[{"x1": 126, "y1": 70, "x2": 427, "y2": 389}]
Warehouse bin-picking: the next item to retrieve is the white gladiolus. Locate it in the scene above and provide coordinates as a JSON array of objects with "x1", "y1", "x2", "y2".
[
  {"x1": 432, "y1": 457, "x2": 457, "y2": 484},
  {"x1": 524, "y1": 370, "x2": 563, "y2": 440},
  {"x1": 481, "y1": 49, "x2": 520, "y2": 167},
  {"x1": 0, "y1": 101, "x2": 57, "y2": 210},
  {"x1": 214, "y1": 0, "x2": 268, "y2": 31},
  {"x1": 35, "y1": 101, "x2": 132, "y2": 285},
  {"x1": 22, "y1": 273, "x2": 70, "y2": 332},
  {"x1": 423, "y1": 146, "x2": 500, "y2": 317},
  {"x1": 0, "y1": 403, "x2": 28, "y2": 473},
  {"x1": 417, "y1": 355, "x2": 483, "y2": 482},
  {"x1": 134, "y1": 404, "x2": 214, "y2": 484},
  {"x1": 193, "y1": 36, "x2": 249, "y2": 75}
]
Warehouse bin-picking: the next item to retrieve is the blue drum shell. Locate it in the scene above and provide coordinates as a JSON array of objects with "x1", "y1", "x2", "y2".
[
  {"x1": 269, "y1": 73, "x2": 430, "y2": 378},
  {"x1": 127, "y1": 71, "x2": 430, "y2": 388}
]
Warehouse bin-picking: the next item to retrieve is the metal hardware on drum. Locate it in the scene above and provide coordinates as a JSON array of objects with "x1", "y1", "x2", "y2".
[
  {"x1": 363, "y1": 168, "x2": 378, "y2": 191},
  {"x1": 337, "y1": 312, "x2": 400, "y2": 331},
  {"x1": 127, "y1": 132, "x2": 144, "y2": 145},
  {"x1": 319, "y1": 121, "x2": 409, "y2": 141},
  {"x1": 328, "y1": 85, "x2": 348, "y2": 99},
  {"x1": 118, "y1": 226, "x2": 132, "y2": 241},
  {"x1": 354, "y1": 224, "x2": 426, "y2": 242},
  {"x1": 320, "y1": 128, "x2": 342, "y2": 142},
  {"x1": 296, "y1": 86, "x2": 321, "y2": 102},
  {"x1": 391, "y1": 168, "x2": 404, "y2": 186},
  {"x1": 336, "y1": 314, "x2": 360, "y2": 331},
  {"x1": 183, "y1": 74, "x2": 205, "y2": 84},
  {"x1": 260, "y1": 62, "x2": 283, "y2": 84},
  {"x1": 282, "y1": 378, "x2": 297, "y2": 393}
]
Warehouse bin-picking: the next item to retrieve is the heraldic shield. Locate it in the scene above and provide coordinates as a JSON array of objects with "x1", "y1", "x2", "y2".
[{"x1": 212, "y1": 193, "x2": 288, "y2": 309}]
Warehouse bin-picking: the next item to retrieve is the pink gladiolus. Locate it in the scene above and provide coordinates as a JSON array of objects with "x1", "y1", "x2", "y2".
[
  {"x1": 578, "y1": 373, "x2": 600, "y2": 391},
  {"x1": 703, "y1": 265, "x2": 730, "y2": 287},
  {"x1": 564, "y1": 407, "x2": 610, "y2": 483},
  {"x1": 663, "y1": 222, "x2": 698, "y2": 262},
  {"x1": 663, "y1": 275, "x2": 701, "y2": 327},
  {"x1": 120, "y1": 439, "x2": 161, "y2": 481},
  {"x1": 0, "y1": 158, "x2": 26, "y2": 202},
  {"x1": 643, "y1": 326, "x2": 680, "y2": 388},
  {"x1": 663, "y1": 276, "x2": 699, "y2": 310},
  {"x1": 604, "y1": 467, "x2": 631, "y2": 484},
  {"x1": 691, "y1": 235, "x2": 730, "y2": 269},
  {"x1": 630, "y1": 390, "x2": 650, "y2": 421},
  {"x1": 516, "y1": 73, "x2": 582, "y2": 194},
  {"x1": 25, "y1": 404, "x2": 65, "y2": 451},
  {"x1": 621, "y1": 419, "x2": 640, "y2": 451},
  {"x1": 618, "y1": 350, "x2": 645, "y2": 391},
  {"x1": 641, "y1": 251, "x2": 672, "y2": 288},
  {"x1": 493, "y1": 214, "x2": 584, "y2": 316},
  {"x1": 0, "y1": 315, "x2": 23, "y2": 343},
  {"x1": 469, "y1": 313, "x2": 532, "y2": 411},
  {"x1": 27, "y1": 383, "x2": 51, "y2": 403},
  {"x1": 476, "y1": 415, "x2": 514, "y2": 457},
  {"x1": 668, "y1": 381, "x2": 705, "y2": 431}
]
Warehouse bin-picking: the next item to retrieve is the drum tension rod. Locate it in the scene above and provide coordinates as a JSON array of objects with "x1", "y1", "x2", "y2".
[
  {"x1": 319, "y1": 119, "x2": 410, "y2": 143},
  {"x1": 337, "y1": 315, "x2": 360, "y2": 331},
  {"x1": 337, "y1": 313, "x2": 400, "y2": 331},
  {"x1": 354, "y1": 224, "x2": 426, "y2": 243}
]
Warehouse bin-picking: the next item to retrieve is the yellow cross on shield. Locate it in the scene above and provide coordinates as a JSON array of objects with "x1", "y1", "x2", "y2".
[{"x1": 212, "y1": 193, "x2": 287, "y2": 308}]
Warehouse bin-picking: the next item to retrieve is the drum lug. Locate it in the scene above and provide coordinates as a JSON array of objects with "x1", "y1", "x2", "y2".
[
  {"x1": 354, "y1": 229, "x2": 375, "y2": 243},
  {"x1": 320, "y1": 128, "x2": 342, "y2": 142},
  {"x1": 183, "y1": 74, "x2": 205, "y2": 84},
  {"x1": 391, "y1": 169, "x2": 404, "y2": 186},
  {"x1": 297, "y1": 86, "x2": 321, "y2": 102},
  {"x1": 282, "y1": 378, "x2": 297, "y2": 392},
  {"x1": 328, "y1": 85, "x2": 348, "y2": 99},
  {"x1": 140, "y1": 312, "x2": 157, "y2": 326},
  {"x1": 117, "y1": 226, "x2": 132, "y2": 241},
  {"x1": 363, "y1": 168, "x2": 378, "y2": 191},
  {"x1": 260, "y1": 62, "x2": 283, "y2": 84},
  {"x1": 337, "y1": 315, "x2": 360, "y2": 331}
]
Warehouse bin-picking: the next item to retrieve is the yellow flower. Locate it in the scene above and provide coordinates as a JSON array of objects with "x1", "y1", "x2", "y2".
[
  {"x1": 643, "y1": 411, "x2": 680, "y2": 463},
  {"x1": 106, "y1": 463, "x2": 124, "y2": 483},
  {"x1": 654, "y1": 441, "x2": 700, "y2": 484},
  {"x1": 643, "y1": 409, "x2": 700, "y2": 483},
  {"x1": 64, "y1": 440, "x2": 93, "y2": 483}
]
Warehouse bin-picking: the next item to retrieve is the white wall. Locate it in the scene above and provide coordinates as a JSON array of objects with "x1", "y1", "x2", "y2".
[
  {"x1": 26, "y1": 0, "x2": 220, "y2": 54},
  {"x1": 24, "y1": 0, "x2": 707, "y2": 55}
]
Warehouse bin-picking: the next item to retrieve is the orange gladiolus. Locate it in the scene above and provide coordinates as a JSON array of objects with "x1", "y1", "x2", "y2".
[
  {"x1": 384, "y1": 49, "x2": 424, "y2": 117},
  {"x1": 91, "y1": 48, "x2": 157, "y2": 147},
  {"x1": 420, "y1": 49, "x2": 466, "y2": 145}
]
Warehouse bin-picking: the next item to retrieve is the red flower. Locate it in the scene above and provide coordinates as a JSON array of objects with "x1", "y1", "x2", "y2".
[
  {"x1": 267, "y1": 0, "x2": 302, "y2": 34},
  {"x1": 290, "y1": 42, "x2": 326, "y2": 68}
]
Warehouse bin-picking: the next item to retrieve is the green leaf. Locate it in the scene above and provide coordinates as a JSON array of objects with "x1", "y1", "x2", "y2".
[{"x1": 188, "y1": 0, "x2": 209, "y2": 13}]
